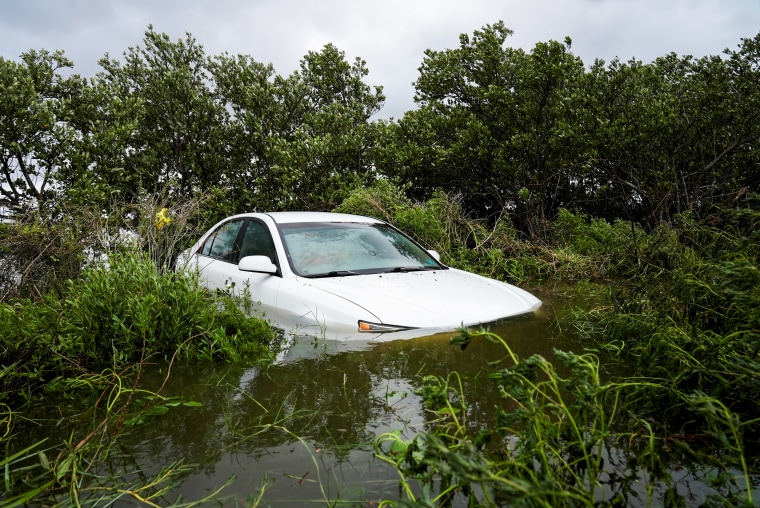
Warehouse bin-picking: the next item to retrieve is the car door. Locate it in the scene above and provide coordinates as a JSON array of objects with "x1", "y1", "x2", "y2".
[
  {"x1": 194, "y1": 219, "x2": 245, "y2": 291},
  {"x1": 195, "y1": 218, "x2": 282, "y2": 322},
  {"x1": 225, "y1": 219, "x2": 282, "y2": 322}
]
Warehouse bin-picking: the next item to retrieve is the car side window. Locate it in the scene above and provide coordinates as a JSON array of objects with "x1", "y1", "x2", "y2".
[
  {"x1": 199, "y1": 220, "x2": 244, "y2": 262},
  {"x1": 239, "y1": 220, "x2": 277, "y2": 264}
]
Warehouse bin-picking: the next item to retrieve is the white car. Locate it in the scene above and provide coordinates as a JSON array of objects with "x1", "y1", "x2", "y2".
[{"x1": 177, "y1": 212, "x2": 541, "y2": 340}]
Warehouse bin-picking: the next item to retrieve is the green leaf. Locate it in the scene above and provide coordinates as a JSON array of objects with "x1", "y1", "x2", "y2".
[
  {"x1": 37, "y1": 450, "x2": 50, "y2": 471},
  {"x1": 55, "y1": 454, "x2": 75, "y2": 481}
]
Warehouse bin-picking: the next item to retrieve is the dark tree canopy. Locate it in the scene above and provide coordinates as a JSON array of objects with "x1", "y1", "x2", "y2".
[
  {"x1": 380, "y1": 22, "x2": 760, "y2": 234},
  {"x1": 1, "y1": 23, "x2": 758, "y2": 234}
]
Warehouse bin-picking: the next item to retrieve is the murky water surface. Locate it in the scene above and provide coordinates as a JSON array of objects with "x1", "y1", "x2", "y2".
[
  {"x1": 22, "y1": 287, "x2": 745, "y2": 506},
  {"x1": 112, "y1": 287, "x2": 595, "y2": 505}
]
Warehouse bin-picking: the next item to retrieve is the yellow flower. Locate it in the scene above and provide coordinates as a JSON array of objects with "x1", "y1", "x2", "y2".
[{"x1": 155, "y1": 208, "x2": 173, "y2": 230}]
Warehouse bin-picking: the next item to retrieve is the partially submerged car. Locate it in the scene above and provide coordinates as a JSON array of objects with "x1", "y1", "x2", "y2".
[{"x1": 176, "y1": 212, "x2": 541, "y2": 340}]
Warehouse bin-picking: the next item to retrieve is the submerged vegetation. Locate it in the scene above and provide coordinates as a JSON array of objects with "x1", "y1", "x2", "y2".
[{"x1": 377, "y1": 330, "x2": 756, "y2": 507}]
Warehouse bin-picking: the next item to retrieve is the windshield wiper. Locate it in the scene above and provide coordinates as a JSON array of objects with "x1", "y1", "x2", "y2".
[
  {"x1": 385, "y1": 266, "x2": 435, "y2": 273},
  {"x1": 306, "y1": 270, "x2": 361, "y2": 278}
]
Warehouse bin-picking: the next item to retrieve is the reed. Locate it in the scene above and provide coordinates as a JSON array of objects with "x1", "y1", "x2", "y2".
[
  {"x1": 375, "y1": 328, "x2": 755, "y2": 507},
  {"x1": 0, "y1": 365, "x2": 217, "y2": 507}
]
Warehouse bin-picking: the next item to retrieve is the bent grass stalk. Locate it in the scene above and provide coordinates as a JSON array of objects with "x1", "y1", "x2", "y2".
[
  {"x1": 217, "y1": 386, "x2": 347, "y2": 504},
  {"x1": 687, "y1": 392, "x2": 753, "y2": 506},
  {"x1": 1, "y1": 353, "x2": 207, "y2": 506},
  {"x1": 375, "y1": 328, "x2": 739, "y2": 507}
]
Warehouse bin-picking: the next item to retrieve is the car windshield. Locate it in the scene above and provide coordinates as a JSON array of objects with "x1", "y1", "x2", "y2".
[{"x1": 278, "y1": 222, "x2": 444, "y2": 277}]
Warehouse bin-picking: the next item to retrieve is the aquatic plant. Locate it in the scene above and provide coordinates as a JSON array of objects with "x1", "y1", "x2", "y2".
[
  {"x1": 0, "y1": 364, "x2": 226, "y2": 507},
  {"x1": 375, "y1": 328, "x2": 755, "y2": 507}
]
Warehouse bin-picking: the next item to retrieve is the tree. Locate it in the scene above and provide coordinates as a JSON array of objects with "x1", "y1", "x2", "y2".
[
  {"x1": 576, "y1": 38, "x2": 760, "y2": 227},
  {"x1": 55, "y1": 74, "x2": 146, "y2": 211},
  {"x1": 211, "y1": 44, "x2": 385, "y2": 212},
  {"x1": 268, "y1": 44, "x2": 386, "y2": 210},
  {"x1": 0, "y1": 50, "x2": 84, "y2": 218},
  {"x1": 389, "y1": 22, "x2": 525, "y2": 218},
  {"x1": 95, "y1": 26, "x2": 229, "y2": 201},
  {"x1": 210, "y1": 52, "x2": 299, "y2": 213},
  {"x1": 386, "y1": 22, "x2": 584, "y2": 236},
  {"x1": 388, "y1": 21, "x2": 760, "y2": 231}
]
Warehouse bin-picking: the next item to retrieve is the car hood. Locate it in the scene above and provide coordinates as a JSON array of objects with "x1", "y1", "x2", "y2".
[{"x1": 297, "y1": 268, "x2": 541, "y2": 329}]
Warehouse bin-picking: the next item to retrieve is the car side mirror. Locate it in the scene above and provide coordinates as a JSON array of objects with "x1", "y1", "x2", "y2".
[
  {"x1": 428, "y1": 250, "x2": 441, "y2": 262},
  {"x1": 238, "y1": 255, "x2": 277, "y2": 274}
]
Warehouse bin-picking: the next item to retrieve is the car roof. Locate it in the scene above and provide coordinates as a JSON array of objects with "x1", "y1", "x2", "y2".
[{"x1": 262, "y1": 211, "x2": 384, "y2": 225}]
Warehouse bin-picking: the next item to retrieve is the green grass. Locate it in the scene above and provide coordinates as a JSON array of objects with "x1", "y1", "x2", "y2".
[
  {"x1": 376, "y1": 329, "x2": 756, "y2": 507},
  {"x1": 0, "y1": 250, "x2": 277, "y2": 407}
]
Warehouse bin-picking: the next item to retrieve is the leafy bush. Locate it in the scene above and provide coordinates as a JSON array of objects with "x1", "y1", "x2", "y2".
[
  {"x1": 0, "y1": 251, "x2": 276, "y2": 406},
  {"x1": 336, "y1": 181, "x2": 600, "y2": 283},
  {"x1": 553, "y1": 208, "x2": 638, "y2": 258},
  {"x1": 333, "y1": 178, "x2": 413, "y2": 222},
  {"x1": 575, "y1": 199, "x2": 760, "y2": 453}
]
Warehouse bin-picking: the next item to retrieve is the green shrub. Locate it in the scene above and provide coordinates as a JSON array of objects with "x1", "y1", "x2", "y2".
[
  {"x1": 0, "y1": 251, "x2": 276, "y2": 406},
  {"x1": 553, "y1": 208, "x2": 644, "y2": 260},
  {"x1": 336, "y1": 181, "x2": 597, "y2": 284},
  {"x1": 575, "y1": 200, "x2": 760, "y2": 447},
  {"x1": 333, "y1": 178, "x2": 412, "y2": 222}
]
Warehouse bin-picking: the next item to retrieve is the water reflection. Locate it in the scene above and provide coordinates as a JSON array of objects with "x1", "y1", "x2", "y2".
[
  {"x1": 12, "y1": 288, "x2": 613, "y2": 505},
  {"x1": 14, "y1": 286, "x2": 758, "y2": 505},
  {"x1": 108, "y1": 288, "x2": 581, "y2": 504}
]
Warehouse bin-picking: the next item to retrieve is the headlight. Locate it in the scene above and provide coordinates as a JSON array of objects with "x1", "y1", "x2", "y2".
[{"x1": 358, "y1": 321, "x2": 415, "y2": 333}]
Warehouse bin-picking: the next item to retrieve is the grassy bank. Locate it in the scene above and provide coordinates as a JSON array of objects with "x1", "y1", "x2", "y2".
[{"x1": 0, "y1": 250, "x2": 278, "y2": 505}]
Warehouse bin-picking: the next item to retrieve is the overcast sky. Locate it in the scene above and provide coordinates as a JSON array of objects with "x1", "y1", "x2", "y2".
[{"x1": 2, "y1": 0, "x2": 759, "y2": 119}]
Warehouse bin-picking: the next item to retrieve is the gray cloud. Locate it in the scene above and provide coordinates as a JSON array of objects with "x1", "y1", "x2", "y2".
[{"x1": 1, "y1": 0, "x2": 758, "y2": 118}]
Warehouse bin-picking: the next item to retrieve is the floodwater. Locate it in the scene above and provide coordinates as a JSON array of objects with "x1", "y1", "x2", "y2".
[
  {"x1": 17, "y1": 286, "x2": 753, "y2": 506},
  {"x1": 107, "y1": 286, "x2": 597, "y2": 505}
]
